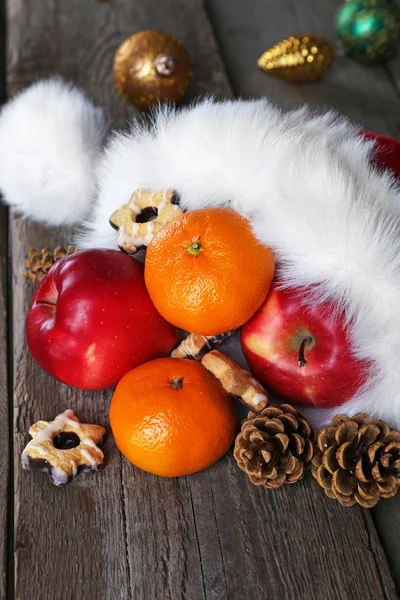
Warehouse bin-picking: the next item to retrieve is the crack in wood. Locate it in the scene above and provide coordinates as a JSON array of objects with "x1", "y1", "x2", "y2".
[
  {"x1": 155, "y1": 477, "x2": 173, "y2": 600},
  {"x1": 119, "y1": 455, "x2": 133, "y2": 600},
  {"x1": 173, "y1": 482, "x2": 191, "y2": 600},
  {"x1": 360, "y1": 510, "x2": 397, "y2": 600},
  {"x1": 187, "y1": 479, "x2": 207, "y2": 600},
  {"x1": 207, "y1": 469, "x2": 229, "y2": 599}
]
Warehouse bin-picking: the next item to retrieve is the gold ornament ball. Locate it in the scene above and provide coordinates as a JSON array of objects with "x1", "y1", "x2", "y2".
[
  {"x1": 257, "y1": 34, "x2": 334, "y2": 83},
  {"x1": 113, "y1": 30, "x2": 192, "y2": 110}
]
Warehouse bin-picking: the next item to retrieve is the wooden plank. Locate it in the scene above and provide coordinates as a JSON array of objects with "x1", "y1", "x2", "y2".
[
  {"x1": 8, "y1": 1, "x2": 231, "y2": 599},
  {"x1": 11, "y1": 220, "x2": 131, "y2": 600},
  {"x1": 372, "y1": 498, "x2": 400, "y2": 593},
  {"x1": 7, "y1": 1, "x2": 132, "y2": 598},
  {"x1": 189, "y1": 456, "x2": 399, "y2": 600},
  {"x1": 0, "y1": 0, "x2": 9, "y2": 597},
  {"x1": 205, "y1": 0, "x2": 400, "y2": 597},
  {"x1": 0, "y1": 212, "x2": 9, "y2": 600},
  {"x1": 97, "y1": 2, "x2": 234, "y2": 598},
  {"x1": 385, "y1": 0, "x2": 400, "y2": 105},
  {"x1": 121, "y1": 451, "x2": 400, "y2": 600}
]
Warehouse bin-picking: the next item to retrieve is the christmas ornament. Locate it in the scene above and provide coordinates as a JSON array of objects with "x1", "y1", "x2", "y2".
[
  {"x1": 257, "y1": 34, "x2": 334, "y2": 83},
  {"x1": 234, "y1": 405, "x2": 316, "y2": 489},
  {"x1": 335, "y1": 0, "x2": 400, "y2": 63},
  {"x1": 113, "y1": 30, "x2": 191, "y2": 110},
  {"x1": 312, "y1": 413, "x2": 400, "y2": 508},
  {"x1": 24, "y1": 246, "x2": 78, "y2": 284}
]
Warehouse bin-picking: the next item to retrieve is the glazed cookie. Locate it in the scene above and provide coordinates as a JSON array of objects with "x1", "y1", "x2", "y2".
[
  {"x1": 109, "y1": 188, "x2": 183, "y2": 253},
  {"x1": 171, "y1": 331, "x2": 234, "y2": 360},
  {"x1": 21, "y1": 409, "x2": 106, "y2": 486},
  {"x1": 201, "y1": 350, "x2": 269, "y2": 411}
]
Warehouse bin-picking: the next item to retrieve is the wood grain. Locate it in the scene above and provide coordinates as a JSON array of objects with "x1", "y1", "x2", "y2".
[
  {"x1": 0, "y1": 206, "x2": 9, "y2": 600},
  {"x1": 7, "y1": 0, "x2": 400, "y2": 598},
  {"x1": 11, "y1": 220, "x2": 131, "y2": 600},
  {"x1": 373, "y1": 497, "x2": 400, "y2": 593},
  {"x1": 0, "y1": 0, "x2": 9, "y2": 597},
  {"x1": 8, "y1": 1, "x2": 230, "y2": 599},
  {"x1": 121, "y1": 451, "x2": 400, "y2": 600},
  {"x1": 385, "y1": 0, "x2": 400, "y2": 101}
]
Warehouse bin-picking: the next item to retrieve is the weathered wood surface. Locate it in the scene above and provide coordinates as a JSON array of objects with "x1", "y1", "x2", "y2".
[
  {"x1": 9, "y1": 1, "x2": 230, "y2": 599},
  {"x1": 0, "y1": 209, "x2": 9, "y2": 600},
  {"x1": 206, "y1": 0, "x2": 400, "y2": 136},
  {"x1": 373, "y1": 496, "x2": 400, "y2": 594},
  {"x1": 6, "y1": 0, "x2": 400, "y2": 599},
  {"x1": 0, "y1": 1, "x2": 9, "y2": 598},
  {"x1": 206, "y1": 0, "x2": 400, "y2": 594},
  {"x1": 8, "y1": 0, "x2": 231, "y2": 125}
]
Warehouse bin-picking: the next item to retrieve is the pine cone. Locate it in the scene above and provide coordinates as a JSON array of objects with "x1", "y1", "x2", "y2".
[
  {"x1": 24, "y1": 246, "x2": 78, "y2": 284},
  {"x1": 233, "y1": 404, "x2": 316, "y2": 489},
  {"x1": 312, "y1": 413, "x2": 400, "y2": 508}
]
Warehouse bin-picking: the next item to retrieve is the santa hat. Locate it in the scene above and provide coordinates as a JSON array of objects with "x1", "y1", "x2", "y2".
[{"x1": 1, "y1": 78, "x2": 400, "y2": 429}]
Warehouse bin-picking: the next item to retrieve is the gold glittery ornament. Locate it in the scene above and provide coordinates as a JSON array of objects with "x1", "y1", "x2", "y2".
[
  {"x1": 257, "y1": 34, "x2": 334, "y2": 83},
  {"x1": 113, "y1": 30, "x2": 192, "y2": 110}
]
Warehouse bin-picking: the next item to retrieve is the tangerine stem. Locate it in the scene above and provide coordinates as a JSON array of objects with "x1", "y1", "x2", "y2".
[
  {"x1": 187, "y1": 238, "x2": 203, "y2": 257},
  {"x1": 169, "y1": 377, "x2": 184, "y2": 390}
]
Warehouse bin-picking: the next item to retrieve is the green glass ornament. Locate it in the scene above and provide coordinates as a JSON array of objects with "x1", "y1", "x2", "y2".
[{"x1": 335, "y1": 0, "x2": 400, "y2": 63}]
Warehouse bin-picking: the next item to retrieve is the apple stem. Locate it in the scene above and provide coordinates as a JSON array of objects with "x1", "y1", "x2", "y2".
[
  {"x1": 169, "y1": 377, "x2": 184, "y2": 390},
  {"x1": 298, "y1": 337, "x2": 313, "y2": 367}
]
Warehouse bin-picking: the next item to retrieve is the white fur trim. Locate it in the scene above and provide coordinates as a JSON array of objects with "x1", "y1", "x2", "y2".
[
  {"x1": 82, "y1": 98, "x2": 400, "y2": 428},
  {"x1": 0, "y1": 78, "x2": 105, "y2": 225}
]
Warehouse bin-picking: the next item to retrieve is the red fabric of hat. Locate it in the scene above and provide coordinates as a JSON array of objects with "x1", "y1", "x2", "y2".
[{"x1": 364, "y1": 130, "x2": 400, "y2": 179}]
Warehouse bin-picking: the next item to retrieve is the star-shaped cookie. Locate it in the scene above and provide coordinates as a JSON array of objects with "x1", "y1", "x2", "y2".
[
  {"x1": 21, "y1": 409, "x2": 106, "y2": 486},
  {"x1": 109, "y1": 188, "x2": 183, "y2": 253}
]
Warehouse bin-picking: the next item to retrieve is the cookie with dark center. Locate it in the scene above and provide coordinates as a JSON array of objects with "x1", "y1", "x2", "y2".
[
  {"x1": 21, "y1": 409, "x2": 106, "y2": 486},
  {"x1": 109, "y1": 188, "x2": 183, "y2": 254}
]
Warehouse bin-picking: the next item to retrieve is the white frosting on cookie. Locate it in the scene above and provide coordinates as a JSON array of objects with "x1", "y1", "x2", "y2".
[
  {"x1": 51, "y1": 466, "x2": 69, "y2": 486},
  {"x1": 81, "y1": 449, "x2": 98, "y2": 467},
  {"x1": 70, "y1": 460, "x2": 78, "y2": 478}
]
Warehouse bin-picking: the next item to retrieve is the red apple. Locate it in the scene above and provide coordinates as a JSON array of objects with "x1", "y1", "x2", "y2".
[
  {"x1": 241, "y1": 285, "x2": 370, "y2": 407},
  {"x1": 26, "y1": 249, "x2": 178, "y2": 390}
]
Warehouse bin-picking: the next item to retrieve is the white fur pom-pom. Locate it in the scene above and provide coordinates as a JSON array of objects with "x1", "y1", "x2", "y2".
[{"x1": 0, "y1": 78, "x2": 105, "y2": 225}]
